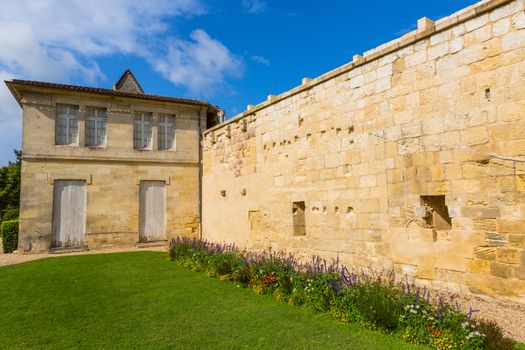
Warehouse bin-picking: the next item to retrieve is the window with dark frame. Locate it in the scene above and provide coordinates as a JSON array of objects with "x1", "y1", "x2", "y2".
[
  {"x1": 85, "y1": 107, "x2": 107, "y2": 147},
  {"x1": 158, "y1": 114, "x2": 175, "y2": 150},
  {"x1": 134, "y1": 112, "x2": 152, "y2": 150},
  {"x1": 55, "y1": 104, "x2": 79, "y2": 145}
]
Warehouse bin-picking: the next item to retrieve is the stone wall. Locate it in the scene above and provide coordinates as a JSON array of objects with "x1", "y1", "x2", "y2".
[
  {"x1": 202, "y1": 0, "x2": 525, "y2": 303},
  {"x1": 19, "y1": 89, "x2": 205, "y2": 252}
]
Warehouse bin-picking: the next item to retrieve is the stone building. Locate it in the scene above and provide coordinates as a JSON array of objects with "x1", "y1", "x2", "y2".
[
  {"x1": 6, "y1": 0, "x2": 525, "y2": 303},
  {"x1": 201, "y1": 0, "x2": 525, "y2": 303},
  {"x1": 6, "y1": 70, "x2": 221, "y2": 252}
]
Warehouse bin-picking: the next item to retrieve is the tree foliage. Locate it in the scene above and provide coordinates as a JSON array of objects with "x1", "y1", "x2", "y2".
[{"x1": 0, "y1": 150, "x2": 21, "y2": 214}]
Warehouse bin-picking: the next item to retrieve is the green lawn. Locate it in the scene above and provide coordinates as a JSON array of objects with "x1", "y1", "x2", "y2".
[{"x1": 0, "y1": 252, "x2": 426, "y2": 349}]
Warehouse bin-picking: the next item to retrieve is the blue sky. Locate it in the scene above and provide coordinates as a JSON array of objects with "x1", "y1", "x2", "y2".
[{"x1": 0, "y1": 0, "x2": 478, "y2": 165}]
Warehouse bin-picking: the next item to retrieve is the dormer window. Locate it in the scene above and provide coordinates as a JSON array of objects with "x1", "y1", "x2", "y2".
[
  {"x1": 134, "y1": 112, "x2": 152, "y2": 150},
  {"x1": 56, "y1": 104, "x2": 79, "y2": 145},
  {"x1": 85, "y1": 107, "x2": 107, "y2": 147},
  {"x1": 158, "y1": 115, "x2": 175, "y2": 150}
]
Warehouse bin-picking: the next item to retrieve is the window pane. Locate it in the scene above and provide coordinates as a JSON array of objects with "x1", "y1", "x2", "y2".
[
  {"x1": 133, "y1": 112, "x2": 152, "y2": 149},
  {"x1": 68, "y1": 106, "x2": 79, "y2": 116},
  {"x1": 98, "y1": 120, "x2": 106, "y2": 145},
  {"x1": 85, "y1": 120, "x2": 95, "y2": 146},
  {"x1": 143, "y1": 122, "x2": 152, "y2": 148},
  {"x1": 56, "y1": 116, "x2": 67, "y2": 144},
  {"x1": 158, "y1": 124, "x2": 166, "y2": 150},
  {"x1": 69, "y1": 118, "x2": 78, "y2": 144},
  {"x1": 134, "y1": 123, "x2": 141, "y2": 149}
]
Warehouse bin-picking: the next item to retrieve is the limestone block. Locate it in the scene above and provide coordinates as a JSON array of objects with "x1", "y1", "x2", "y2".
[
  {"x1": 465, "y1": 14, "x2": 489, "y2": 32},
  {"x1": 502, "y1": 31, "x2": 525, "y2": 52},
  {"x1": 474, "y1": 246, "x2": 497, "y2": 260},
  {"x1": 468, "y1": 258, "x2": 491, "y2": 274},
  {"x1": 497, "y1": 247, "x2": 521, "y2": 264},
  {"x1": 465, "y1": 26, "x2": 493, "y2": 47},
  {"x1": 485, "y1": 232, "x2": 509, "y2": 246},
  {"x1": 513, "y1": 11, "x2": 525, "y2": 29},
  {"x1": 458, "y1": 45, "x2": 485, "y2": 65},
  {"x1": 493, "y1": 18, "x2": 511, "y2": 36},
  {"x1": 490, "y1": 261, "x2": 514, "y2": 278},
  {"x1": 416, "y1": 264, "x2": 435, "y2": 280},
  {"x1": 406, "y1": 50, "x2": 428, "y2": 68},
  {"x1": 497, "y1": 219, "x2": 525, "y2": 233},
  {"x1": 460, "y1": 126, "x2": 488, "y2": 146},
  {"x1": 450, "y1": 37, "x2": 465, "y2": 54}
]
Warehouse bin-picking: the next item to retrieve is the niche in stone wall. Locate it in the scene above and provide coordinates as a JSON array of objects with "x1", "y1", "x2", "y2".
[
  {"x1": 292, "y1": 201, "x2": 306, "y2": 236},
  {"x1": 420, "y1": 195, "x2": 452, "y2": 230},
  {"x1": 249, "y1": 210, "x2": 261, "y2": 232}
]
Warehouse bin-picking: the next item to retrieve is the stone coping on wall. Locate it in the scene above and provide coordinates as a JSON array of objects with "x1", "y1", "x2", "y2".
[{"x1": 203, "y1": 0, "x2": 518, "y2": 135}]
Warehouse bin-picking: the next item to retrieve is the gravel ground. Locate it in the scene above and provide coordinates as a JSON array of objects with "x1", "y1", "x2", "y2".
[
  {"x1": 1, "y1": 248, "x2": 524, "y2": 343},
  {"x1": 453, "y1": 293, "x2": 525, "y2": 343}
]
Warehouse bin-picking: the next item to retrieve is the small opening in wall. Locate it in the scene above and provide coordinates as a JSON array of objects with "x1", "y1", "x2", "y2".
[
  {"x1": 484, "y1": 88, "x2": 491, "y2": 100},
  {"x1": 336, "y1": 128, "x2": 341, "y2": 136},
  {"x1": 292, "y1": 201, "x2": 306, "y2": 236},
  {"x1": 306, "y1": 133, "x2": 312, "y2": 141},
  {"x1": 420, "y1": 195, "x2": 452, "y2": 230},
  {"x1": 298, "y1": 117, "x2": 304, "y2": 127},
  {"x1": 294, "y1": 135, "x2": 299, "y2": 142},
  {"x1": 349, "y1": 126, "x2": 355, "y2": 134},
  {"x1": 335, "y1": 206, "x2": 340, "y2": 214},
  {"x1": 321, "y1": 130, "x2": 327, "y2": 138},
  {"x1": 221, "y1": 190, "x2": 226, "y2": 197},
  {"x1": 322, "y1": 206, "x2": 327, "y2": 214},
  {"x1": 347, "y1": 206, "x2": 354, "y2": 214}
]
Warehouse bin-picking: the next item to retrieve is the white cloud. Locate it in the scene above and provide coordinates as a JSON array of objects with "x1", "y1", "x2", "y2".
[
  {"x1": 152, "y1": 29, "x2": 244, "y2": 96},
  {"x1": 242, "y1": 0, "x2": 267, "y2": 14},
  {"x1": 250, "y1": 55, "x2": 270, "y2": 66},
  {"x1": 0, "y1": 0, "x2": 207, "y2": 82},
  {"x1": 0, "y1": 70, "x2": 22, "y2": 163},
  {"x1": 0, "y1": 0, "x2": 245, "y2": 164}
]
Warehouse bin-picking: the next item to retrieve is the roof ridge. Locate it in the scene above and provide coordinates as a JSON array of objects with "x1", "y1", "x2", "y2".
[{"x1": 5, "y1": 79, "x2": 214, "y2": 109}]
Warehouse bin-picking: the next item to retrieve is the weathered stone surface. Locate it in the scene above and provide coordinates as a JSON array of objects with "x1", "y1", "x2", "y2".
[
  {"x1": 202, "y1": 0, "x2": 525, "y2": 304},
  {"x1": 14, "y1": 80, "x2": 207, "y2": 253}
]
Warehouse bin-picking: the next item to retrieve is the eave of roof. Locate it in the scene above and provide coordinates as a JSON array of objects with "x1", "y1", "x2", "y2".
[{"x1": 4, "y1": 79, "x2": 215, "y2": 110}]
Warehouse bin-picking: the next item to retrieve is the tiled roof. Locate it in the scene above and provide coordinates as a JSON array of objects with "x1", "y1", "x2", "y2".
[
  {"x1": 115, "y1": 69, "x2": 144, "y2": 94},
  {"x1": 5, "y1": 79, "x2": 214, "y2": 109}
]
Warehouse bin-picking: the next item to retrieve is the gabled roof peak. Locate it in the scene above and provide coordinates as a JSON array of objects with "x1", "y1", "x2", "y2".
[{"x1": 114, "y1": 69, "x2": 144, "y2": 94}]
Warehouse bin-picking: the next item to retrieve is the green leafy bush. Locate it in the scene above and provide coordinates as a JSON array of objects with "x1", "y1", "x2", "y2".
[
  {"x1": 477, "y1": 319, "x2": 516, "y2": 350},
  {"x1": 3, "y1": 208, "x2": 19, "y2": 221},
  {"x1": 1, "y1": 219, "x2": 19, "y2": 253},
  {"x1": 169, "y1": 237, "x2": 515, "y2": 350}
]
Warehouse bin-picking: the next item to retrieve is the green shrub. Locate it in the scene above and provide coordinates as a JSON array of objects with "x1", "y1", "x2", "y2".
[
  {"x1": 351, "y1": 282, "x2": 404, "y2": 331},
  {"x1": 515, "y1": 342, "x2": 525, "y2": 350},
  {"x1": 3, "y1": 208, "x2": 19, "y2": 221},
  {"x1": 477, "y1": 319, "x2": 516, "y2": 350},
  {"x1": 1, "y1": 219, "x2": 19, "y2": 253},
  {"x1": 169, "y1": 237, "x2": 514, "y2": 350}
]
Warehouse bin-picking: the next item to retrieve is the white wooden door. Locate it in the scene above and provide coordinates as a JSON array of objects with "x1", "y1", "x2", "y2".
[
  {"x1": 52, "y1": 180, "x2": 86, "y2": 248},
  {"x1": 139, "y1": 181, "x2": 166, "y2": 242}
]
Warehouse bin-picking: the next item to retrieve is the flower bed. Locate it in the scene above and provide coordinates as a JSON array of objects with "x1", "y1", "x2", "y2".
[{"x1": 169, "y1": 237, "x2": 519, "y2": 350}]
